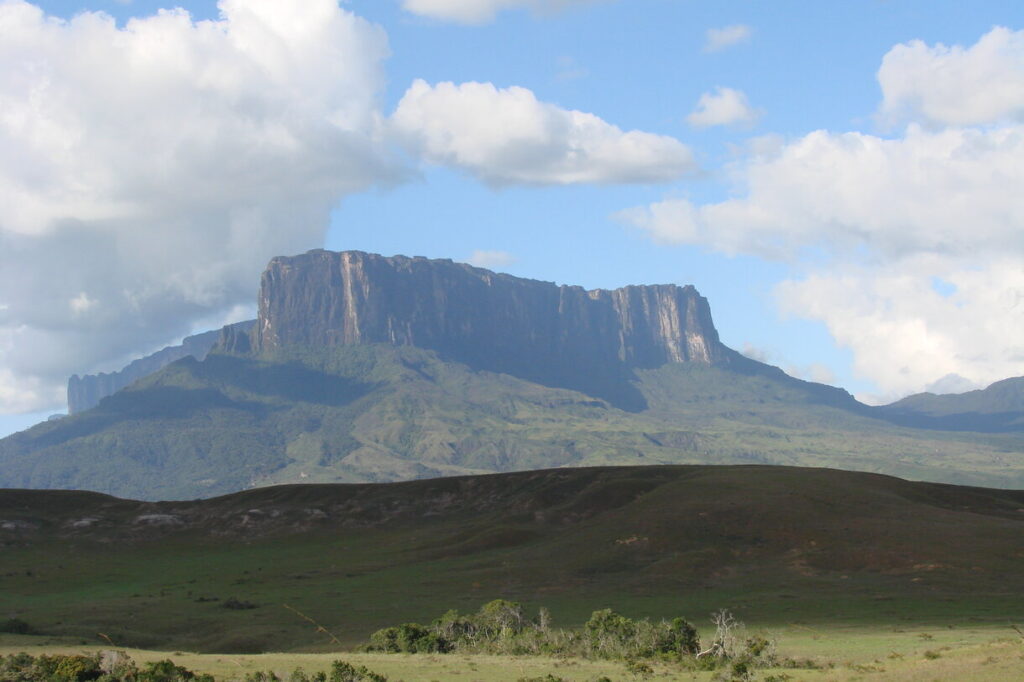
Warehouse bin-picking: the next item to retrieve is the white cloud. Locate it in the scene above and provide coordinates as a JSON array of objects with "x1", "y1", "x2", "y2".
[
  {"x1": 620, "y1": 125, "x2": 1024, "y2": 260},
  {"x1": 878, "y1": 26, "x2": 1024, "y2": 127},
  {"x1": 467, "y1": 250, "x2": 516, "y2": 269},
  {"x1": 777, "y1": 261, "x2": 1024, "y2": 401},
  {"x1": 400, "y1": 0, "x2": 597, "y2": 25},
  {"x1": 740, "y1": 342, "x2": 771, "y2": 364},
  {"x1": 68, "y1": 293, "x2": 96, "y2": 316},
  {"x1": 686, "y1": 87, "x2": 760, "y2": 128},
  {"x1": 0, "y1": 0, "x2": 401, "y2": 413},
  {"x1": 925, "y1": 373, "x2": 981, "y2": 395},
  {"x1": 704, "y1": 24, "x2": 752, "y2": 53},
  {"x1": 391, "y1": 79, "x2": 695, "y2": 185},
  {"x1": 623, "y1": 34, "x2": 1024, "y2": 398}
]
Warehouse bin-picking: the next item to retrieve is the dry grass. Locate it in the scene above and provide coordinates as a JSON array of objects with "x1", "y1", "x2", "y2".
[{"x1": 4, "y1": 625, "x2": 1024, "y2": 681}]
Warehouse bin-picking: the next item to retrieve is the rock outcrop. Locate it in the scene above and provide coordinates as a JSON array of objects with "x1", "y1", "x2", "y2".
[
  {"x1": 68, "y1": 321, "x2": 255, "y2": 414},
  {"x1": 237, "y1": 250, "x2": 734, "y2": 408}
]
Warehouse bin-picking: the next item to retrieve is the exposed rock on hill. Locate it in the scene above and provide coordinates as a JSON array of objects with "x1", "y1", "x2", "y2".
[
  {"x1": 67, "y1": 321, "x2": 255, "y2": 414},
  {"x1": 238, "y1": 250, "x2": 741, "y2": 408}
]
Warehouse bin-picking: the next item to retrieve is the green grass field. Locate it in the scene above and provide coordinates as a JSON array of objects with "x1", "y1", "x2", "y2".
[{"x1": 3, "y1": 465, "x2": 1024, "y2": 682}]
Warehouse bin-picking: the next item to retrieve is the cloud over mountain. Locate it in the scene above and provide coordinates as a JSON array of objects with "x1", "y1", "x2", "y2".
[
  {"x1": 391, "y1": 79, "x2": 695, "y2": 185},
  {"x1": 0, "y1": 1, "x2": 704, "y2": 415},
  {"x1": 622, "y1": 26, "x2": 1024, "y2": 399},
  {"x1": 0, "y1": 0, "x2": 400, "y2": 412}
]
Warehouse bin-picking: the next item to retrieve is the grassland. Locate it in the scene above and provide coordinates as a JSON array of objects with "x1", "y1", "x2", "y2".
[
  {"x1": 3, "y1": 465, "x2": 1024, "y2": 664},
  {"x1": 3, "y1": 625, "x2": 1024, "y2": 681}
]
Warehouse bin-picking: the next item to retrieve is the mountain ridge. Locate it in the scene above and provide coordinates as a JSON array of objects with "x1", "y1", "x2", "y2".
[{"x1": 3, "y1": 248, "x2": 1023, "y2": 500}]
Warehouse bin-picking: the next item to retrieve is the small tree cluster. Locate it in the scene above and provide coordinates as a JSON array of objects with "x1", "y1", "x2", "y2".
[
  {"x1": 0, "y1": 653, "x2": 387, "y2": 682},
  {"x1": 364, "y1": 600, "x2": 700, "y2": 660},
  {"x1": 0, "y1": 652, "x2": 213, "y2": 681}
]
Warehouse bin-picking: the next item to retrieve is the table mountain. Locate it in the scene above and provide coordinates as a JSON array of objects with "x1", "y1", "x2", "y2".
[{"x1": 4, "y1": 250, "x2": 1024, "y2": 500}]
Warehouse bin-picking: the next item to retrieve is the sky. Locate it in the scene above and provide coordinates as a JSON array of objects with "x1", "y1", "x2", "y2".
[{"x1": 3, "y1": 0, "x2": 1024, "y2": 437}]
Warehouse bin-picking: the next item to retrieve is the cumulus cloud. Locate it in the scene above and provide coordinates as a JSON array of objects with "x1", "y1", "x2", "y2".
[
  {"x1": 391, "y1": 79, "x2": 695, "y2": 185},
  {"x1": 0, "y1": 0, "x2": 401, "y2": 413},
  {"x1": 620, "y1": 125, "x2": 1024, "y2": 259},
  {"x1": 878, "y1": 26, "x2": 1024, "y2": 127},
  {"x1": 777, "y1": 261, "x2": 1024, "y2": 402},
  {"x1": 467, "y1": 250, "x2": 516, "y2": 269},
  {"x1": 400, "y1": 0, "x2": 597, "y2": 25},
  {"x1": 620, "y1": 122, "x2": 1024, "y2": 395},
  {"x1": 622, "y1": 29, "x2": 1024, "y2": 398},
  {"x1": 704, "y1": 24, "x2": 752, "y2": 53},
  {"x1": 686, "y1": 86, "x2": 761, "y2": 128}
]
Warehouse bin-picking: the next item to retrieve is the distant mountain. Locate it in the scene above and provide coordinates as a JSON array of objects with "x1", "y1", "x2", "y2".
[
  {"x1": 4, "y1": 250, "x2": 1024, "y2": 499},
  {"x1": 67, "y1": 320, "x2": 255, "y2": 413},
  {"x1": 875, "y1": 377, "x2": 1024, "y2": 431}
]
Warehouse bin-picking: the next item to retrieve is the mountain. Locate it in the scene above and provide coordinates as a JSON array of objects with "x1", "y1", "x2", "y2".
[
  {"x1": 241, "y1": 249, "x2": 747, "y2": 410},
  {"x1": 67, "y1": 321, "x2": 255, "y2": 414},
  {"x1": 875, "y1": 376, "x2": 1024, "y2": 431},
  {"x1": 3, "y1": 465, "x2": 1023, "y2": 651},
  {"x1": 3, "y1": 249, "x2": 1024, "y2": 500}
]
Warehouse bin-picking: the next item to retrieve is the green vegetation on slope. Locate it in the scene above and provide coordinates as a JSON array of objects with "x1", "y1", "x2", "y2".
[
  {"x1": 4, "y1": 344, "x2": 1024, "y2": 500},
  {"x1": 2, "y1": 466, "x2": 1024, "y2": 653}
]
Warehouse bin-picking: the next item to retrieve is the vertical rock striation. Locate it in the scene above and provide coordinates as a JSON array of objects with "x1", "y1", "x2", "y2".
[{"x1": 244, "y1": 250, "x2": 732, "y2": 408}]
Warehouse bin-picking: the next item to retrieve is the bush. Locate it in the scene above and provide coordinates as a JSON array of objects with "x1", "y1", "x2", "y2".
[
  {"x1": 138, "y1": 658, "x2": 214, "y2": 682},
  {"x1": 0, "y1": 652, "x2": 218, "y2": 682},
  {"x1": 0, "y1": 618, "x2": 34, "y2": 635},
  {"x1": 363, "y1": 600, "x2": 701, "y2": 661},
  {"x1": 328, "y1": 660, "x2": 387, "y2": 682},
  {"x1": 367, "y1": 622, "x2": 447, "y2": 654}
]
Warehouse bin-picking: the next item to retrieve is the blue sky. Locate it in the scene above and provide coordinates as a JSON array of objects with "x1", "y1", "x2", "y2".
[{"x1": 2, "y1": 0, "x2": 1024, "y2": 437}]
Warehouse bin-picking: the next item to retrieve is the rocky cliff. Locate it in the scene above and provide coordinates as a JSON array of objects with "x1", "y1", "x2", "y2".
[
  {"x1": 238, "y1": 250, "x2": 734, "y2": 408},
  {"x1": 68, "y1": 321, "x2": 255, "y2": 414}
]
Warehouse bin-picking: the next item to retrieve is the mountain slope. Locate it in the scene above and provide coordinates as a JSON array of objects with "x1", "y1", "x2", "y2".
[
  {"x1": 67, "y1": 320, "x2": 256, "y2": 414},
  {"x1": 877, "y1": 376, "x2": 1024, "y2": 431},
  {"x1": 6, "y1": 249, "x2": 1024, "y2": 499},
  {"x1": 4, "y1": 342, "x2": 1024, "y2": 499},
  {"x1": 2, "y1": 465, "x2": 1023, "y2": 651}
]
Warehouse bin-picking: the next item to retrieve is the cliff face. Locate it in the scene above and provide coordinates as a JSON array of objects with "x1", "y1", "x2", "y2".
[
  {"x1": 247, "y1": 250, "x2": 730, "y2": 408},
  {"x1": 68, "y1": 321, "x2": 255, "y2": 414}
]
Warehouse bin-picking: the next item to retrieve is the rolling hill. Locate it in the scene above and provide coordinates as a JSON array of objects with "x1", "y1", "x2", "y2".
[{"x1": 2, "y1": 465, "x2": 1023, "y2": 652}]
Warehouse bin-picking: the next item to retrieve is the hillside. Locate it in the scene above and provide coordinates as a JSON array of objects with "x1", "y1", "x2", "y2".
[
  {"x1": 5, "y1": 249, "x2": 1024, "y2": 499},
  {"x1": 2, "y1": 465, "x2": 1023, "y2": 652},
  {"x1": 878, "y1": 376, "x2": 1024, "y2": 431},
  {"x1": 6, "y1": 343, "x2": 1024, "y2": 499}
]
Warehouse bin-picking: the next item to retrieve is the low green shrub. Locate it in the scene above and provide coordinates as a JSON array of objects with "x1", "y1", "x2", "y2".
[
  {"x1": 0, "y1": 618, "x2": 34, "y2": 635},
  {"x1": 0, "y1": 654, "x2": 386, "y2": 682},
  {"x1": 364, "y1": 599, "x2": 701, "y2": 661}
]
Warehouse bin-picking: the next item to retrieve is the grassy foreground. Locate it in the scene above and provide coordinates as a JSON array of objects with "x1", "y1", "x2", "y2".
[{"x1": 3, "y1": 623, "x2": 1024, "y2": 681}]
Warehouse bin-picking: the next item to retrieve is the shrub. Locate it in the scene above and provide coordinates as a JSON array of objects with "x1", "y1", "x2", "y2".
[
  {"x1": 244, "y1": 673, "x2": 280, "y2": 682},
  {"x1": 137, "y1": 658, "x2": 214, "y2": 682},
  {"x1": 0, "y1": 618, "x2": 34, "y2": 635},
  {"x1": 363, "y1": 600, "x2": 702, "y2": 662},
  {"x1": 328, "y1": 660, "x2": 387, "y2": 682}
]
